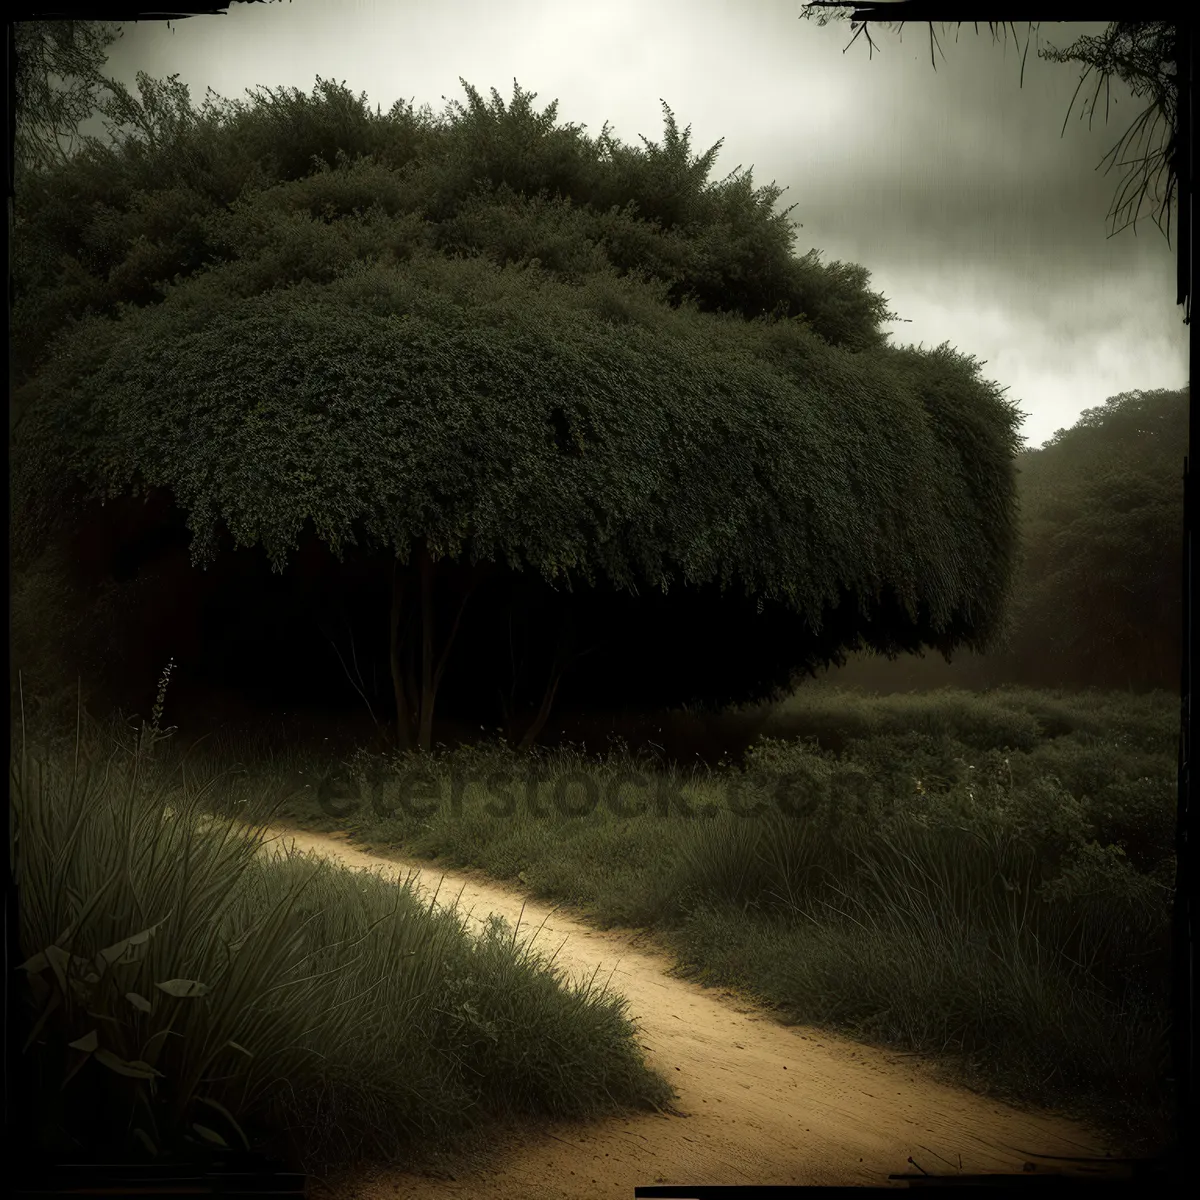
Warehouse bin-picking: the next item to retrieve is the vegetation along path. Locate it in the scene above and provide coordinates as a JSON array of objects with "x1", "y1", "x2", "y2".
[{"x1": 258, "y1": 825, "x2": 1117, "y2": 1195}]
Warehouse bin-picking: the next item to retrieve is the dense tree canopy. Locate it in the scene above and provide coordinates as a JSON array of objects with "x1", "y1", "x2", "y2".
[
  {"x1": 11, "y1": 76, "x2": 1024, "y2": 748},
  {"x1": 11, "y1": 76, "x2": 896, "y2": 393},
  {"x1": 1006, "y1": 387, "x2": 1186, "y2": 690},
  {"x1": 827, "y1": 385, "x2": 1187, "y2": 694}
]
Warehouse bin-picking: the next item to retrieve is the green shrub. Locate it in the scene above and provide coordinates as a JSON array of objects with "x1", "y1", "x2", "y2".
[{"x1": 765, "y1": 686, "x2": 1045, "y2": 754}]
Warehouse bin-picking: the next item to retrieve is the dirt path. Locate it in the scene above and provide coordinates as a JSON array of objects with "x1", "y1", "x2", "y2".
[{"x1": 261, "y1": 825, "x2": 1120, "y2": 1195}]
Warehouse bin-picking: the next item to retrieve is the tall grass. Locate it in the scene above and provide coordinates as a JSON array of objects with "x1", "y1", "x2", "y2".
[
  {"x1": 268, "y1": 684, "x2": 1176, "y2": 1156},
  {"x1": 10, "y1": 678, "x2": 675, "y2": 1174}
]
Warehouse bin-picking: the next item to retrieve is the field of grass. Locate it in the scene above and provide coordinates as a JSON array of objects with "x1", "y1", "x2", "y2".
[
  {"x1": 11, "y1": 679, "x2": 1179, "y2": 1172},
  {"x1": 9, "y1": 693, "x2": 676, "y2": 1177}
]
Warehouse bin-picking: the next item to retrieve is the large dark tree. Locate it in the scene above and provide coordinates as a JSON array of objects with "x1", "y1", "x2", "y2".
[
  {"x1": 11, "y1": 76, "x2": 1024, "y2": 751},
  {"x1": 826, "y1": 385, "x2": 1188, "y2": 694}
]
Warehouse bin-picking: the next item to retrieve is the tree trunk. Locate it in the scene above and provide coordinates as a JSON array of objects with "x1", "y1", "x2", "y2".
[
  {"x1": 517, "y1": 610, "x2": 576, "y2": 751},
  {"x1": 518, "y1": 667, "x2": 564, "y2": 751},
  {"x1": 515, "y1": 617, "x2": 610, "y2": 751},
  {"x1": 499, "y1": 599, "x2": 528, "y2": 742},
  {"x1": 418, "y1": 540, "x2": 435, "y2": 751},
  {"x1": 388, "y1": 540, "x2": 477, "y2": 754},
  {"x1": 389, "y1": 561, "x2": 414, "y2": 750}
]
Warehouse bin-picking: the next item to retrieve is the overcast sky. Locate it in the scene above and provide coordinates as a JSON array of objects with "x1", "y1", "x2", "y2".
[{"x1": 79, "y1": 0, "x2": 1189, "y2": 450}]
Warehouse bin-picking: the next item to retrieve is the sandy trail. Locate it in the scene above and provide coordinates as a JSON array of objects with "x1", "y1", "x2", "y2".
[{"x1": 260, "y1": 825, "x2": 1119, "y2": 1195}]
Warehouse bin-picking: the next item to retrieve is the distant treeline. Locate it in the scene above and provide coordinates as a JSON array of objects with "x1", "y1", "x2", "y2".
[{"x1": 827, "y1": 385, "x2": 1187, "y2": 694}]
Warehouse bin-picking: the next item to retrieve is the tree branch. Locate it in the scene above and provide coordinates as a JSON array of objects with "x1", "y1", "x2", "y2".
[{"x1": 432, "y1": 582, "x2": 475, "y2": 701}]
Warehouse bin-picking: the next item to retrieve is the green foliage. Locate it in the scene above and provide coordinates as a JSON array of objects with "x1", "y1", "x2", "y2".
[
  {"x1": 760, "y1": 685, "x2": 1177, "y2": 874},
  {"x1": 265, "y1": 682, "x2": 1174, "y2": 1154},
  {"x1": 1006, "y1": 388, "x2": 1185, "y2": 689},
  {"x1": 92, "y1": 71, "x2": 207, "y2": 163},
  {"x1": 12, "y1": 73, "x2": 1025, "y2": 725},
  {"x1": 764, "y1": 685, "x2": 1046, "y2": 753},
  {"x1": 824, "y1": 382, "x2": 1186, "y2": 693},
  {"x1": 12, "y1": 75, "x2": 269, "y2": 390},
  {"x1": 11, "y1": 701, "x2": 673, "y2": 1169},
  {"x1": 12, "y1": 74, "x2": 898, "y2": 393},
  {"x1": 425, "y1": 81, "x2": 602, "y2": 219},
  {"x1": 1024, "y1": 743, "x2": 1175, "y2": 875},
  {"x1": 13, "y1": 240, "x2": 1020, "y2": 667},
  {"x1": 187, "y1": 76, "x2": 392, "y2": 185}
]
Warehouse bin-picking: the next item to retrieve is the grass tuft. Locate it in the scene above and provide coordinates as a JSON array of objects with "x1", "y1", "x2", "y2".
[{"x1": 10, "y1": 678, "x2": 675, "y2": 1174}]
